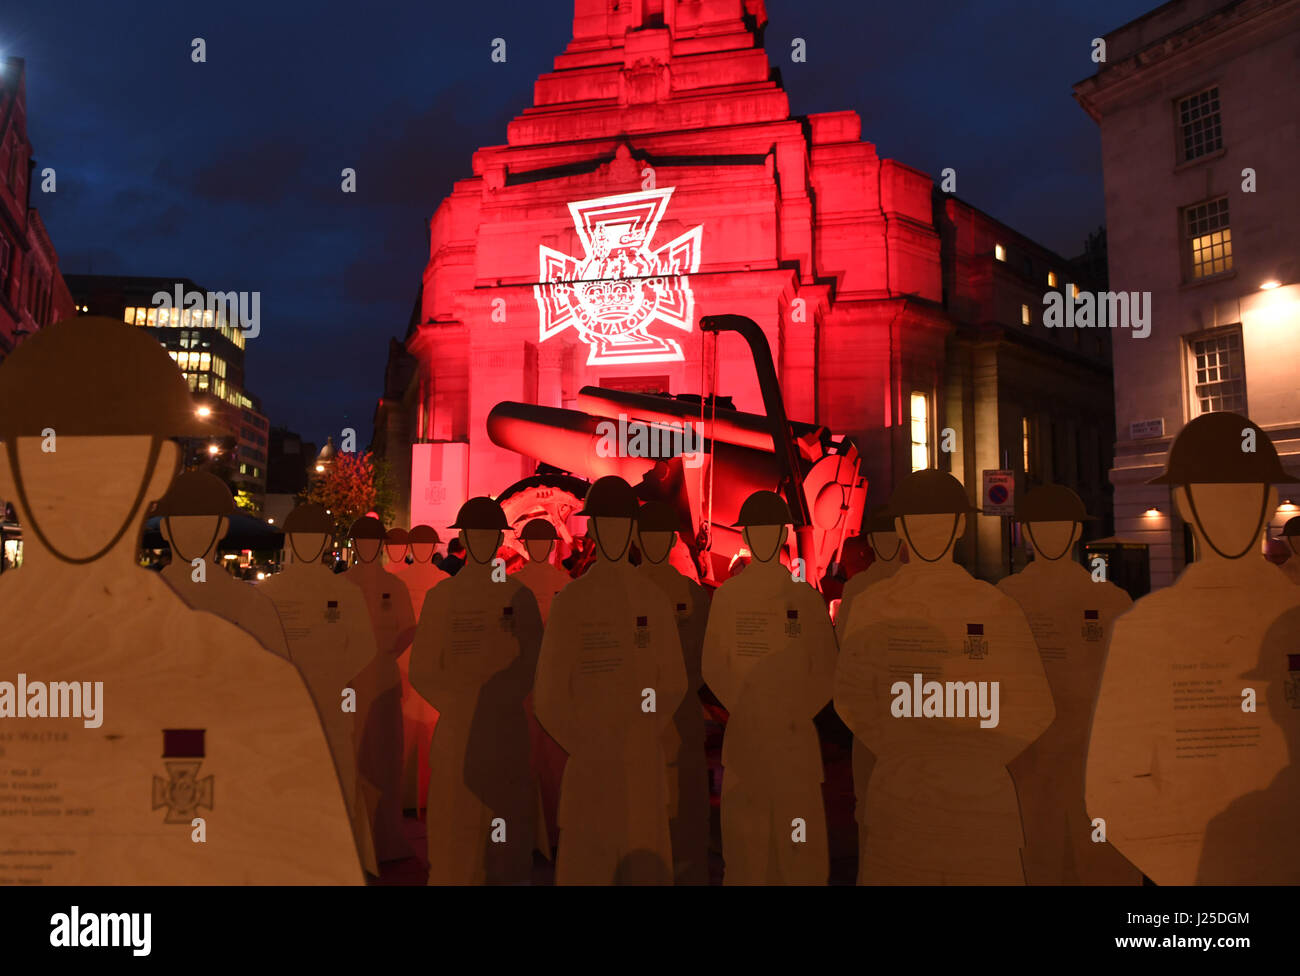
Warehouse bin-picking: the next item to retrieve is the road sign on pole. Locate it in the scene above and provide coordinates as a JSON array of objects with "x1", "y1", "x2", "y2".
[{"x1": 982, "y1": 469, "x2": 1015, "y2": 517}]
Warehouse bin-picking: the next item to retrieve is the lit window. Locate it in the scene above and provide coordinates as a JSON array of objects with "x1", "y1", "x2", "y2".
[
  {"x1": 1021, "y1": 304, "x2": 1031, "y2": 326},
  {"x1": 1185, "y1": 198, "x2": 1233, "y2": 279},
  {"x1": 909, "y1": 392, "x2": 929, "y2": 472},
  {"x1": 203, "y1": 309, "x2": 214, "y2": 326},
  {"x1": 199, "y1": 352, "x2": 211, "y2": 371},
  {"x1": 994, "y1": 244, "x2": 1006, "y2": 262},
  {"x1": 1178, "y1": 87, "x2": 1222, "y2": 163},
  {"x1": 1071, "y1": 284, "x2": 1080, "y2": 299},
  {"x1": 1022, "y1": 417, "x2": 1033, "y2": 476},
  {"x1": 122, "y1": 308, "x2": 133, "y2": 324},
  {"x1": 168, "y1": 350, "x2": 180, "y2": 363},
  {"x1": 146, "y1": 307, "x2": 158, "y2": 326},
  {"x1": 1187, "y1": 327, "x2": 1246, "y2": 416},
  {"x1": 1047, "y1": 271, "x2": 1057, "y2": 288}
]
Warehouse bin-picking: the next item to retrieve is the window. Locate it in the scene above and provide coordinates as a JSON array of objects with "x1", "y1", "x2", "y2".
[
  {"x1": 909, "y1": 392, "x2": 929, "y2": 472},
  {"x1": 1187, "y1": 327, "x2": 1246, "y2": 416},
  {"x1": 1178, "y1": 87, "x2": 1222, "y2": 162},
  {"x1": 1047, "y1": 271, "x2": 1057, "y2": 288},
  {"x1": 1071, "y1": 284, "x2": 1080, "y2": 299},
  {"x1": 994, "y1": 244, "x2": 1006, "y2": 262},
  {"x1": 1185, "y1": 198, "x2": 1233, "y2": 279},
  {"x1": 1022, "y1": 416, "x2": 1033, "y2": 477},
  {"x1": 1021, "y1": 304, "x2": 1031, "y2": 326}
]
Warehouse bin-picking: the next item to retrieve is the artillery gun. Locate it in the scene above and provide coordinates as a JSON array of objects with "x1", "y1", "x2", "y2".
[{"x1": 487, "y1": 315, "x2": 866, "y2": 589}]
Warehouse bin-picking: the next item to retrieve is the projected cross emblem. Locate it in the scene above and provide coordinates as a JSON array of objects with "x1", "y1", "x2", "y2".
[{"x1": 534, "y1": 187, "x2": 702, "y2": 365}]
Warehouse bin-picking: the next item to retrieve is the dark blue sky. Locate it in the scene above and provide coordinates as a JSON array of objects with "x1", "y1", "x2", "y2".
[{"x1": 12, "y1": 0, "x2": 1154, "y2": 450}]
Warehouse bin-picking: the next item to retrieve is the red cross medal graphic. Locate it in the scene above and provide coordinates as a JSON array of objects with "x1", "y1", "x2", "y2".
[
  {"x1": 534, "y1": 187, "x2": 702, "y2": 365},
  {"x1": 152, "y1": 728, "x2": 214, "y2": 824}
]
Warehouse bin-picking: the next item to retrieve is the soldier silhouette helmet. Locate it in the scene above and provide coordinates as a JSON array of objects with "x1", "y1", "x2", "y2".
[
  {"x1": 347, "y1": 516, "x2": 386, "y2": 540},
  {"x1": 450, "y1": 497, "x2": 508, "y2": 530},
  {"x1": 577, "y1": 476, "x2": 639, "y2": 519},
  {"x1": 731, "y1": 490, "x2": 792, "y2": 527},
  {"x1": 385, "y1": 527, "x2": 409, "y2": 546},
  {"x1": 0, "y1": 316, "x2": 212, "y2": 565},
  {"x1": 0, "y1": 317, "x2": 210, "y2": 439},
  {"x1": 1284, "y1": 516, "x2": 1300, "y2": 538},
  {"x1": 1148, "y1": 412, "x2": 1299, "y2": 486},
  {"x1": 1015, "y1": 484, "x2": 1096, "y2": 524},
  {"x1": 888, "y1": 470, "x2": 976, "y2": 563},
  {"x1": 150, "y1": 471, "x2": 236, "y2": 518},
  {"x1": 637, "y1": 501, "x2": 680, "y2": 534},
  {"x1": 518, "y1": 518, "x2": 559, "y2": 541},
  {"x1": 889, "y1": 470, "x2": 979, "y2": 516},
  {"x1": 409, "y1": 525, "x2": 440, "y2": 546},
  {"x1": 284, "y1": 503, "x2": 334, "y2": 535}
]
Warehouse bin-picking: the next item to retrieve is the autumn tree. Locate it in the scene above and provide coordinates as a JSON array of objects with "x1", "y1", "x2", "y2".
[{"x1": 306, "y1": 450, "x2": 388, "y2": 538}]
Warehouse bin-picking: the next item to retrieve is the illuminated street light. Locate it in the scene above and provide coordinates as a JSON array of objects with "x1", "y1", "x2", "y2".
[
  {"x1": 315, "y1": 464, "x2": 325, "y2": 473},
  {"x1": 1260, "y1": 280, "x2": 1281, "y2": 290},
  {"x1": 208, "y1": 444, "x2": 220, "y2": 456},
  {"x1": 197, "y1": 406, "x2": 211, "y2": 418}
]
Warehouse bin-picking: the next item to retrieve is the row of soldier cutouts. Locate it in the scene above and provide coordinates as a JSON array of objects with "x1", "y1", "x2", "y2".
[{"x1": 4, "y1": 413, "x2": 1299, "y2": 885}]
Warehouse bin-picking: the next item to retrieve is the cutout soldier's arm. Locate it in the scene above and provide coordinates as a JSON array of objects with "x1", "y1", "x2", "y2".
[
  {"x1": 1085, "y1": 614, "x2": 1158, "y2": 860},
  {"x1": 533, "y1": 588, "x2": 581, "y2": 754},
  {"x1": 701, "y1": 590, "x2": 738, "y2": 710}
]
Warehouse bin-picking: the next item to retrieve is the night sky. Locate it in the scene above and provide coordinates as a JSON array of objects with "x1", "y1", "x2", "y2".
[{"x1": 12, "y1": 0, "x2": 1154, "y2": 450}]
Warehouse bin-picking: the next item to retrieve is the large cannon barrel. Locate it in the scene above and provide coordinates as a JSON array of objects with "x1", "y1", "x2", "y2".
[
  {"x1": 486, "y1": 400, "x2": 784, "y2": 527},
  {"x1": 575, "y1": 385, "x2": 826, "y2": 458}
]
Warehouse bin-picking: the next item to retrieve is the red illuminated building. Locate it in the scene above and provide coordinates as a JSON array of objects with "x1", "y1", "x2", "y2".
[
  {"x1": 0, "y1": 56, "x2": 76, "y2": 360},
  {"x1": 376, "y1": 0, "x2": 1114, "y2": 581}
]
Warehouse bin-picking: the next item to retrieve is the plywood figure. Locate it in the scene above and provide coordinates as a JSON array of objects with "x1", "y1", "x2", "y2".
[
  {"x1": 832, "y1": 505, "x2": 906, "y2": 883},
  {"x1": 835, "y1": 471, "x2": 1054, "y2": 885},
  {"x1": 343, "y1": 516, "x2": 416, "y2": 863},
  {"x1": 409, "y1": 498, "x2": 542, "y2": 884},
  {"x1": 509, "y1": 518, "x2": 573, "y2": 859},
  {"x1": 702, "y1": 491, "x2": 835, "y2": 885},
  {"x1": 1197, "y1": 604, "x2": 1300, "y2": 883},
  {"x1": 1086, "y1": 413, "x2": 1300, "y2": 885},
  {"x1": 259, "y1": 503, "x2": 381, "y2": 876},
  {"x1": 1280, "y1": 517, "x2": 1300, "y2": 585},
  {"x1": 995, "y1": 486, "x2": 1139, "y2": 885},
  {"x1": 534, "y1": 477, "x2": 687, "y2": 885},
  {"x1": 835, "y1": 506, "x2": 907, "y2": 639},
  {"x1": 636, "y1": 502, "x2": 712, "y2": 884},
  {"x1": 154, "y1": 472, "x2": 290, "y2": 659},
  {"x1": 390, "y1": 525, "x2": 447, "y2": 812},
  {"x1": 0, "y1": 317, "x2": 361, "y2": 884}
]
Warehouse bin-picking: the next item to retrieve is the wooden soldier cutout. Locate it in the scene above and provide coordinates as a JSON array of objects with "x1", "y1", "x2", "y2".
[
  {"x1": 409, "y1": 497, "x2": 542, "y2": 883},
  {"x1": 1279, "y1": 517, "x2": 1300, "y2": 586},
  {"x1": 509, "y1": 518, "x2": 572, "y2": 860},
  {"x1": 0, "y1": 317, "x2": 360, "y2": 883},
  {"x1": 155, "y1": 471, "x2": 290, "y2": 659},
  {"x1": 636, "y1": 501, "x2": 712, "y2": 884},
  {"x1": 390, "y1": 524, "x2": 447, "y2": 812},
  {"x1": 260, "y1": 502, "x2": 381, "y2": 876},
  {"x1": 702, "y1": 490, "x2": 836, "y2": 885},
  {"x1": 1197, "y1": 605, "x2": 1300, "y2": 883},
  {"x1": 833, "y1": 504, "x2": 907, "y2": 882},
  {"x1": 836, "y1": 470, "x2": 1054, "y2": 884},
  {"x1": 1086, "y1": 413, "x2": 1300, "y2": 885},
  {"x1": 835, "y1": 506, "x2": 908, "y2": 638},
  {"x1": 996, "y1": 485, "x2": 1139, "y2": 885},
  {"x1": 344, "y1": 516, "x2": 416, "y2": 862},
  {"x1": 534, "y1": 476, "x2": 687, "y2": 884},
  {"x1": 512, "y1": 519, "x2": 572, "y2": 623}
]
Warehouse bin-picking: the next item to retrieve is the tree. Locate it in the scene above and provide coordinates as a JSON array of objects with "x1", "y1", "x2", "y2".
[{"x1": 306, "y1": 450, "x2": 381, "y2": 538}]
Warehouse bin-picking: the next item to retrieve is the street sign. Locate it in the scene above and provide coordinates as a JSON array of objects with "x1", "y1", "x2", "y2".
[
  {"x1": 1130, "y1": 418, "x2": 1165, "y2": 440},
  {"x1": 982, "y1": 469, "x2": 1015, "y2": 517}
]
